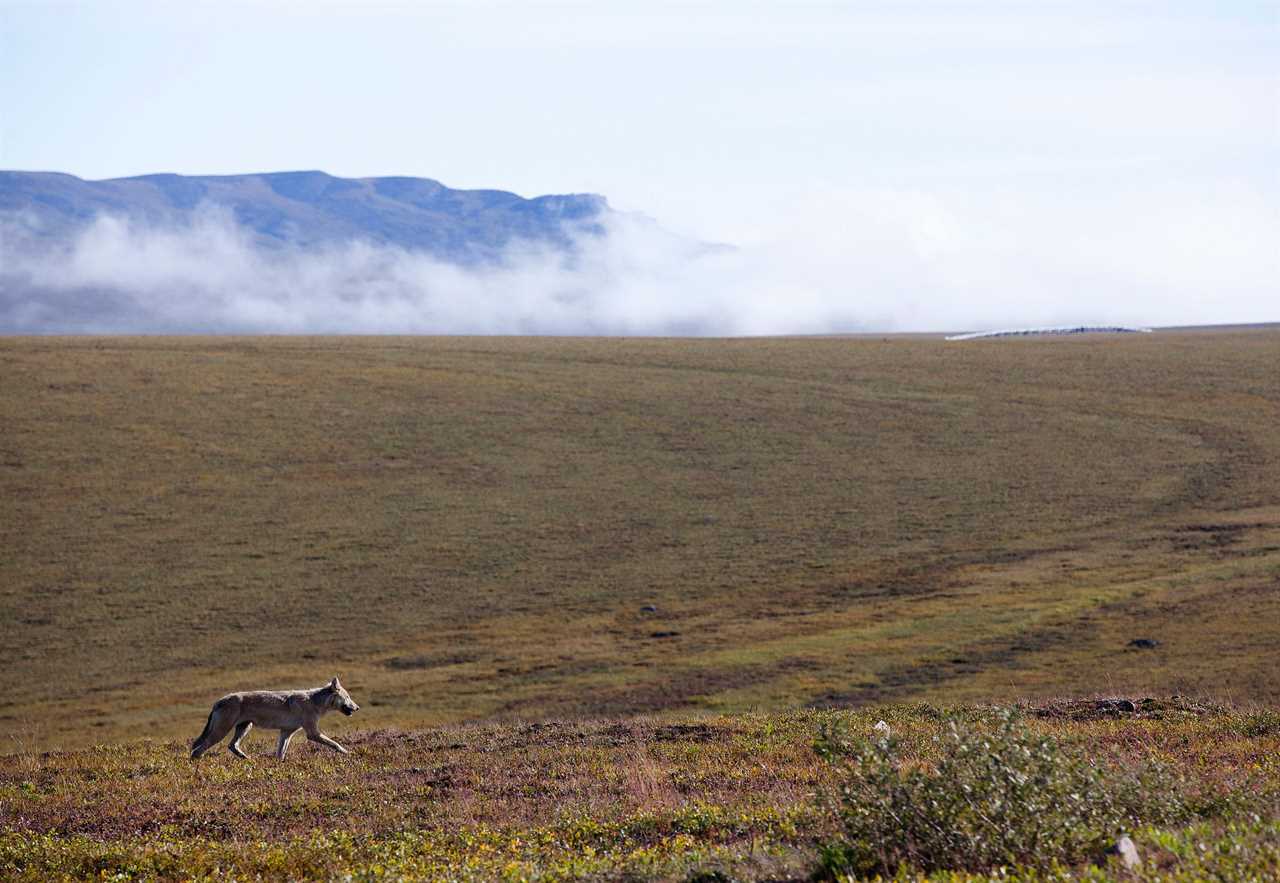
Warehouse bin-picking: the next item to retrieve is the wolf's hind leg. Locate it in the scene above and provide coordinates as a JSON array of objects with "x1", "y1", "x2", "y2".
[
  {"x1": 276, "y1": 728, "x2": 299, "y2": 760},
  {"x1": 191, "y1": 706, "x2": 237, "y2": 759},
  {"x1": 228, "y1": 721, "x2": 253, "y2": 758}
]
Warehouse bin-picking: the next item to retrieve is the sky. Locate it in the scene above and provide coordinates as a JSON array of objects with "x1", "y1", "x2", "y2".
[{"x1": 2, "y1": 1, "x2": 1278, "y2": 333}]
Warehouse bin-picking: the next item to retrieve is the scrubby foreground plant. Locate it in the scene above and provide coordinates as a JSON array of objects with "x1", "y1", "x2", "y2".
[{"x1": 814, "y1": 709, "x2": 1192, "y2": 877}]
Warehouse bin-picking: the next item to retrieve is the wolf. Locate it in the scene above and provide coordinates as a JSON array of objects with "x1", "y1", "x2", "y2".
[{"x1": 190, "y1": 677, "x2": 360, "y2": 760}]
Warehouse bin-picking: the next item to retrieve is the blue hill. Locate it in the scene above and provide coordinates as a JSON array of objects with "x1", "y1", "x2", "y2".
[{"x1": 0, "y1": 170, "x2": 610, "y2": 263}]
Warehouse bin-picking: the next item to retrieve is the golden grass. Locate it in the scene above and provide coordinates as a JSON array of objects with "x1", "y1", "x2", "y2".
[{"x1": 2, "y1": 330, "x2": 1278, "y2": 748}]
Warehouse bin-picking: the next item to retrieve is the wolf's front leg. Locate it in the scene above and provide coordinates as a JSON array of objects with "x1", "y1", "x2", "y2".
[{"x1": 304, "y1": 723, "x2": 349, "y2": 754}]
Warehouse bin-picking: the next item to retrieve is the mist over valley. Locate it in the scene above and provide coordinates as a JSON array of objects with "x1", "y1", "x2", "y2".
[{"x1": 4, "y1": 169, "x2": 1274, "y2": 336}]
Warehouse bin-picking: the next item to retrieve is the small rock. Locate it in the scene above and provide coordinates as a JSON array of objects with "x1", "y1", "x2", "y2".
[
  {"x1": 1106, "y1": 835, "x2": 1141, "y2": 869},
  {"x1": 872, "y1": 720, "x2": 891, "y2": 737},
  {"x1": 1128, "y1": 638, "x2": 1159, "y2": 649},
  {"x1": 650, "y1": 630, "x2": 680, "y2": 639},
  {"x1": 640, "y1": 604, "x2": 658, "y2": 613},
  {"x1": 1095, "y1": 698, "x2": 1137, "y2": 714}
]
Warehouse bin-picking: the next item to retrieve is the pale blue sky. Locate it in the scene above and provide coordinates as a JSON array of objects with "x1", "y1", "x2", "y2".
[
  {"x1": 3, "y1": 2, "x2": 1275, "y2": 228},
  {"x1": 2, "y1": 1, "x2": 1277, "y2": 329}
]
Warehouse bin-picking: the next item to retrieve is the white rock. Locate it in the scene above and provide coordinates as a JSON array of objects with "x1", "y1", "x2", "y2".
[
  {"x1": 872, "y1": 720, "x2": 891, "y2": 736},
  {"x1": 1107, "y1": 835, "x2": 1141, "y2": 869}
]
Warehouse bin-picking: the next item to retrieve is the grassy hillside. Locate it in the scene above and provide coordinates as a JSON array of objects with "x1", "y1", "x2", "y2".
[
  {"x1": 2, "y1": 331, "x2": 1279, "y2": 749},
  {"x1": 3, "y1": 704, "x2": 1277, "y2": 880}
]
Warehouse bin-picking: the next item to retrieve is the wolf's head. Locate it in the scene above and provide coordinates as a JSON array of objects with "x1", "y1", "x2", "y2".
[{"x1": 324, "y1": 677, "x2": 360, "y2": 716}]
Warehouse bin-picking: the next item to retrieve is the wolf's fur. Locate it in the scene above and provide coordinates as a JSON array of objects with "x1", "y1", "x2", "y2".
[{"x1": 190, "y1": 677, "x2": 360, "y2": 760}]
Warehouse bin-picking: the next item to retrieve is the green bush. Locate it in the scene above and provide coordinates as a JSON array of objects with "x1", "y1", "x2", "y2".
[
  {"x1": 1238, "y1": 710, "x2": 1280, "y2": 738},
  {"x1": 814, "y1": 709, "x2": 1189, "y2": 877}
]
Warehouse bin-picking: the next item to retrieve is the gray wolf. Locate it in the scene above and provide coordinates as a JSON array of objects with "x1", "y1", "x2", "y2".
[{"x1": 190, "y1": 677, "x2": 360, "y2": 760}]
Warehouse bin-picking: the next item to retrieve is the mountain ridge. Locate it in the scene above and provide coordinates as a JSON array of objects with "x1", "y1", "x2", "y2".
[{"x1": 0, "y1": 169, "x2": 610, "y2": 263}]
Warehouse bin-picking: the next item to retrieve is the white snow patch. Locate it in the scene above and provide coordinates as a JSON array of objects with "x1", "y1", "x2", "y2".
[{"x1": 945, "y1": 326, "x2": 1154, "y2": 341}]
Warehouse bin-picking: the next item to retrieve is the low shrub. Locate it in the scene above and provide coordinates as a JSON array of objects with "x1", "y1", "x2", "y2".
[
  {"x1": 814, "y1": 708, "x2": 1190, "y2": 877},
  {"x1": 1237, "y1": 710, "x2": 1280, "y2": 738}
]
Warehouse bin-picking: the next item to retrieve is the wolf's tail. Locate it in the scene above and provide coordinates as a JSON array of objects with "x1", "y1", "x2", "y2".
[{"x1": 191, "y1": 708, "x2": 215, "y2": 752}]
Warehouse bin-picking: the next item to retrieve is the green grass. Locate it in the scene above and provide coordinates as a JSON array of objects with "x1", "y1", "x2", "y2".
[
  {"x1": 1, "y1": 705, "x2": 1276, "y2": 880},
  {"x1": 3, "y1": 332, "x2": 1279, "y2": 878},
  {"x1": 2, "y1": 331, "x2": 1279, "y2": 747}
]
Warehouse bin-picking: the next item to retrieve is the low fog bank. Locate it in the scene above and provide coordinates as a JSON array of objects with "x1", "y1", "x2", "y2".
[{"x1": 3, "y1": 188, "x2": 1275, "y2": 335}]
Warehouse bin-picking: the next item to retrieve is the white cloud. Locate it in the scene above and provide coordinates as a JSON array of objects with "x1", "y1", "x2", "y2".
[{"x1": 3, "y1": 174, "x2": 1275, "y2": 337}]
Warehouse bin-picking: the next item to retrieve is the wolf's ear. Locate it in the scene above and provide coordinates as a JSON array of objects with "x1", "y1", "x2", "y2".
[{"x1": 330, "y1": 676, "x2": 340, "y2": 688}]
